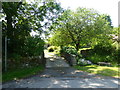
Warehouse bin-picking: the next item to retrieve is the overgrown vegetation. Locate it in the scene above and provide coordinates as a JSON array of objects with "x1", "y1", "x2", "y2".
[
  {"x1": 85, "y1": 41, "x2": 119, "y2": 64},
  {"x1": 60, "y1": 46, "x2": 78, "y2": 56},
  {"x1": 2, "y1": 0, "x2": 63, "y2": 83},
  {"x1": 2, "y1": 0, "x2": 63, "y2": 72}
]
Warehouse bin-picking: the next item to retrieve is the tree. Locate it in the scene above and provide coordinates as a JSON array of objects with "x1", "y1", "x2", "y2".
[
  {"x1": 49, "y1": 30, "x2": 72, "y2": 47},
  {"x1": 2, "y1": 2, "x2": 27, "y2": 56},
  {"x1": 2, "y1": 0, "x2": 63, "y2": 71},
  {"x1": 103, "y1": 15, "x2": 113, "y2": 28},
  {"x1": 2, "y1": 0, "x2": 63, "y2": 56},
  {"x1": 49, "y1": 8, "x2": 113, "y2": 50}
]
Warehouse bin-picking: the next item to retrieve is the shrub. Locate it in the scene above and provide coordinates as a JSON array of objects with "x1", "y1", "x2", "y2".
[
  {"x1": 10, "y1": 53, "x2": 22, "y2": 61},
  {"x1": 85, "y1": 53, "x2": 116, "y2": 64},
  {"x1": 23, "y1": 36, "x2": 44, "y2": 57},
  {"x1": 93, "y1": 42, "x2": 115, "y2": 55},
  {"x1": 60, "y1": 46, "x2": 78, "y2": 55},
  {"x1": 3, "y1": 36, "x2": 45, "y2": 72},
  {"x1": 113, "y1": 49, "x2": 120, "y2": 64}
]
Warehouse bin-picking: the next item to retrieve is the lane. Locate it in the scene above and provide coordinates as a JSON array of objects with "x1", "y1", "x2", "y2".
[
  {"x1": 46, "y1": 57, "x2": 69, "y2": 68},
  {"x1": 2, "y1": 50, "x2": 120, "y2": 88},
  {"x1": 3, "y1": 76, "x2": 119, "y2": 88},
  {"x1": 45, "y1": 50, "x2": 69, "y2": 68}
]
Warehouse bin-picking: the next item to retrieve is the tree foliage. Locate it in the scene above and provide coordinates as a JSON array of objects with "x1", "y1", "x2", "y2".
[
  {"x1": 2, "y1": 0, "x2": 63, "y2": 57},
  {"x1": 48, "y1": 30, "x2": 72, "y2": 47},
  {"x1": 23, "y1": 35, "x2": 44, "y2": 57},
  {"x1": 2, "y1": 0, "x2": 63, "y2": 71},
  {"x1": 49, "y1": 8, "x2": 113, "y2": 50}
]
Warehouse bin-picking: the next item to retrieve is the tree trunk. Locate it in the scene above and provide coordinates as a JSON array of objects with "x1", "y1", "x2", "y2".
[{"x1": 6, "y1": 15, "x2": 14, "y2": 54}]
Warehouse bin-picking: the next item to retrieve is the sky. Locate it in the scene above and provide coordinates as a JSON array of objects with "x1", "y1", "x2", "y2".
[{"x1": 58, "y1": 0, "x2": 119, "y2": 27}]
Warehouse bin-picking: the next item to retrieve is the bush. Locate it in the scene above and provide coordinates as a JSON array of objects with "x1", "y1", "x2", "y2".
[
  {"x1": 10, "y1": 53, "x2": 22, "y2": 61},
  {"x1": 2, "y1": 36, "x2": 45, "y2": 72},
  {"x1": 23, "y1": 36, "x2": 44, "y2": 57},
  {"x1": 86, "y1": 54, "x2": 114, "y2": 64},
  {"x1": 117, "y1": 49, "x2": 120, "y2": 60},
  {"x1": 60, "y1": 46, "x2": 78, "y2": 55},
  {"x1": 87, "y1": 42, "x2": 119, "y2": 64},
  {"x1": 93, "y1": 42, "x2": 115, "y2": 55},
  {"x1": 113, "y1": 49, "x2": 120, "y2": 64},
  {"x1": 85, "y1": 48, "x2": 119, "y2": 64}
]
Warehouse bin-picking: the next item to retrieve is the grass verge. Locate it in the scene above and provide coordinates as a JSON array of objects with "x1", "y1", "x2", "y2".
[
  {"x1": 2, "y1": 65, "x2": 44, "y2": 83},
  {"x1": 73, "y1": 65, "x2": 120, "y2": 78}
]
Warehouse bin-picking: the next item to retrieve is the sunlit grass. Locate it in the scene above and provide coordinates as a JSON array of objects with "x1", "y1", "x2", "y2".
[
  {"x1": 74, "y1": 65, "x2": 120, "y2": 78},
  {"x1": 79, "y1": 47, "x2": 92, "y2": 51},
  {"x1": 78, "y1": 47, "x2": 92, "y2": 54}
]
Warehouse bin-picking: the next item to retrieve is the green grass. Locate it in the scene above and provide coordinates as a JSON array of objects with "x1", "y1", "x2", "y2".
[
  {"x1": 74, "y1": 65, "x2": 120, "y2": 78},
  {"x1": 2, "y1": 65, "x2": 44, "y2": 82}
]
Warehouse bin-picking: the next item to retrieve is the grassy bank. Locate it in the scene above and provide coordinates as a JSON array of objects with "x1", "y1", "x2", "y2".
[
  {"x1": 74, "y1": 65, "x2": 120, "y2": 78},
  {"x1": 2, "y1": 65, "x2": 44, "y2": 83}
]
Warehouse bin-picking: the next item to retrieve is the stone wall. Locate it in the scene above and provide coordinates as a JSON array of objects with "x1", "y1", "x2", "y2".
[
  {"x1": 3, "y1": 51, "x2": 46, "y2": 71},
  {"x1": 61, "y1": 52, "x2": 76, "y2": 66}
]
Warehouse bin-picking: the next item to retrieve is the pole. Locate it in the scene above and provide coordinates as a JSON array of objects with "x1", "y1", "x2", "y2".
[{"x1": 5, "y1": 36, "x2": 7, "y2": 72}]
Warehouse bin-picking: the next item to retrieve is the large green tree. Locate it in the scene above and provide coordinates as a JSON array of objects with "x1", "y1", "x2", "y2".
[{"x1": 49, "y1": 8, "x2": 113, "y2": 50}]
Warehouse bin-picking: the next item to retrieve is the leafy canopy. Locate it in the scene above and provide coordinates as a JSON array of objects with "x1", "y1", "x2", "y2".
[{"x1": 49, "y1": 7, "x2": 113, "y2": 50}]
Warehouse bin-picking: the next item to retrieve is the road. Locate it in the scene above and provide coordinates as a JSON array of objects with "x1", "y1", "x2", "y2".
[{"x1": 2, "y1": 50, "x2": 120, "y2": 88}]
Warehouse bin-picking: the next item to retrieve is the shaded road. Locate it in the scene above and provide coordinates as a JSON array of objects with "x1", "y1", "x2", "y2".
[{"x1": 2, "y1": 50, "x2": 120, "y2": 88}]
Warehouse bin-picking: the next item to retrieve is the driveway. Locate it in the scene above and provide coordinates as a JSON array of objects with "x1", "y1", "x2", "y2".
[{"x1": 2, "y1": 50, "x2": 120, "y2": 88}]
